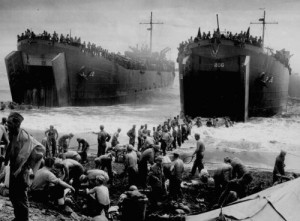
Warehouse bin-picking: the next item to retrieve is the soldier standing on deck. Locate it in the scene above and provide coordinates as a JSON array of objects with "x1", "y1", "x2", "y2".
[
  {"x1": 94, "y1": 125, "x2": 111, "y2": 157},
  {"x1": 5, "y1": 112, "x2": 45, "y2": 221}
]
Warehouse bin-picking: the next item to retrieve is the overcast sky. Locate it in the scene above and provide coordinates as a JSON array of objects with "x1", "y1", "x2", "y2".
[{"x1": 1, "y1": 0, "x2": 300, "y2": 89}]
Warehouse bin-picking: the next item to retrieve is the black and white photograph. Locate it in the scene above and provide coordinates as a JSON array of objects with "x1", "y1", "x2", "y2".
[{"x1": 0, "y1": 0, "x2": 300, "y2": 220}]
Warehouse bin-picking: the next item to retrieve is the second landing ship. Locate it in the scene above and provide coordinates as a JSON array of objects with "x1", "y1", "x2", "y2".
[{"x1": 177, "y1": 12, "x2": 291, "y2": 121}]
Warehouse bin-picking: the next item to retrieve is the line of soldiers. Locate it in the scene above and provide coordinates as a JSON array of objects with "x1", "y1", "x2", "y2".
[
  {"x1": 87, "y1": 119, "x2": 255, "y2": 214},
  {"x1": 85, "y1": 116, "x2": 295, "y2": 216}
]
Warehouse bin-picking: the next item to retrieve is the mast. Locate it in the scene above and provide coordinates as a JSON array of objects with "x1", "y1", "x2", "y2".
[
  {"x1": 250, "y1": 10, "x2": 278, "y2": 47},
  {"x1": 216, "y1": 14, "x2": 220, "y2": 33},
  {"x1": 140, "y1": 12, "x2": 163, "y2": 52}
]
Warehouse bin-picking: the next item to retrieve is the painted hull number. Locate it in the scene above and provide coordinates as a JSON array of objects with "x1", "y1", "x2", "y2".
[{"x1": 214, "y1": 63, "x2": 224, "y2": 68}]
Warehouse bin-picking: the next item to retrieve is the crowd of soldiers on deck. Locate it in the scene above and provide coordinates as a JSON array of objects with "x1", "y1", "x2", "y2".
[
  {"x1": 18, "y1": 29, "x2": 82, "y2": 46},
  {"x1": 195, "y1": 29, "x2": 262, "y2": 46},
  {"x1": 273, "y1": 48, "x2": 292, "y2": 73},
  {"x1": 17, "y1": 29, "x2": 174, "y2": 72},
  {"x1": 178, "y1": 28, "x2": 263, "y2": 54},
  {"x1": 0, "y1": 112, "x2": 294, "y2": 221}
]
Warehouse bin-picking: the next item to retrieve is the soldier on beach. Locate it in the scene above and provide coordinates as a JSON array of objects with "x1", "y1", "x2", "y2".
[
  {"x1": 190, "y1": 133, "x2": 205, "y2": 177},
  {"x1": 94, "y1": 152, "x2": 114, "y2": 183},
  {"x1": 58, "y1": 133, "x2": 74, "y2": 154},
  {"x1": 181, "y1": 124, "x2": 188, "y2": 143},
  {"x1": 127, "y1": 125, "x2": 136, "y2": 146},
  {"x1": 6, "y1": 112, "x2": 45, "y2": 221},
  {"x1": 94, "y1": 125, "x2": 111, "y2": 157},
  {"x1": 41, "y1": 136, "x2": 50, "y2": 157},
  {"x1": 77, "y1": 138, "x2": 89, "y2": 163},
  {"x1": 152, "y1": 127, "x2": 159, "y2": 144},
  {"x1": 111, "y1": 128, "x2": 121, "y2": 148},
  {"x1": 224, "y1": 156, "x2": 248, "y2": 179},
  {"x1": 85, "y1": 175, "x2": 110, "y2": 217},
  {"x1": 141, "y1": 134, "x2": 154, "y2": 152},
  {"x1": 138, "y1": 145, "x2": 160, "y2": 188},
  {"x1": 124, "y1": 145, "x2": 138, "y2": 187},
  {"x1": 148, "y1": 156, "x2": 165, "y2": 206},
  {"x1": 169, "y1": 151, "x2": 184, "y2": 200},
  {"x1": 218, "y1": 173, "x2": 253, "y2": 207},
  {"x1": 273, "y1": 150, "x2": 287, "y2": 183},
  {"x1": 138, "y1": 125, "x2": 144, "y2": 151},
  {"x1": 30, "y1": 157, "x2": 75, "y2": 212},
  {"x1": 58, "y1": 158, "x2": 84, "y2": 194},
  {"x1": 45, "y1": 125, "x2": 58, "y2": 157},
  {"x1": 213, "y1": 163, "x2": 233, "y2": 192}
]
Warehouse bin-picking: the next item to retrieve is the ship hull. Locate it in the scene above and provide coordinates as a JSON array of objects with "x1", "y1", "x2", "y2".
[
  {"x1": 178, "y1": 39, "x2": 289, "y2": 121},
  {"x1": 289, "y1": 74, "x2": 300, "y2": 100},
  {"x1": 5, "y1": 39, "x2": 175, "y2": 107}
]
